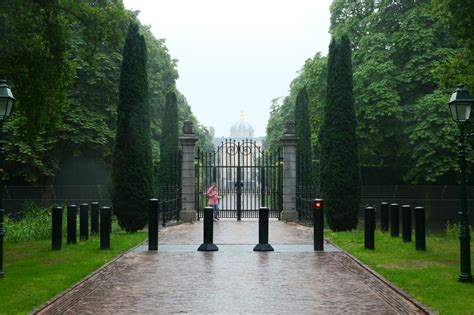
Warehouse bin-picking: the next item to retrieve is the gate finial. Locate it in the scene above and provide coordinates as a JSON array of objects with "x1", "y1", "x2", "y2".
[
  {"x1": 284, "y1": 120, "x2": 296, "y2": 135},
  {"x1": 183, "y1": 120, "x2": 194, "y2": 134}
]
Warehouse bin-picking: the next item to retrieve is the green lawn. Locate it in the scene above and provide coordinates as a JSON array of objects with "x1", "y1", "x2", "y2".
[
  {"x1": 0, "y1": 232, "x2": 147, "y2": 313},
  {"x1": 326, "y1": 230, "x2": 474, "y2": 314}
]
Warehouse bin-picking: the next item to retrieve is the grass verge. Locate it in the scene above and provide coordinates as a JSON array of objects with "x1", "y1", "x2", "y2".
[
  {"x1": 0, "y1": 232, "x2": 147, "y2": 313},
  {"x1": 326, "y1": 230, "x2": 474, "y2": 314}
]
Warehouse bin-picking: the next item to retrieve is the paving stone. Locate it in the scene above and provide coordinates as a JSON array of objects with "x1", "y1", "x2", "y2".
[{"x1": 34, "y1": 220, "x2": 428, "y2": 314}]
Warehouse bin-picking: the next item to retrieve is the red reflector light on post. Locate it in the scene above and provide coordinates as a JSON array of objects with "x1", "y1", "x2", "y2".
[{"x1": 313, "y1": 198, "x2": 323, "y2": 209}]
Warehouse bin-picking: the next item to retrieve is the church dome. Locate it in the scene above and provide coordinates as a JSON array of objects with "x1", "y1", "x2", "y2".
[{"x1": 230, "y1": 111, "x2": 254, "y2": 138}]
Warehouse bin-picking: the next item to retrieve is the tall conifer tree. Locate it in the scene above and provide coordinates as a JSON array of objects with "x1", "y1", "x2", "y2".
[
  {"x1": 112, "y1": 22, "x2": 153, "y2": 232},
  {"x1": 320, "y1": 35, "x2": 361, "y2": 231},
  {"x1": 158, "y1": 91, "x2": 179, "y2": 192}
]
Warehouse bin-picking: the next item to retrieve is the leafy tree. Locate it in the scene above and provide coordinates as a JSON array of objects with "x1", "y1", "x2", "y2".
[
  {"x1": 320, "y1": 36, "x2": 361, "y2": 231},
  {"x1": 112, "y1": 22, "x2": 153, "y2": 232},
  {"x1": 0, "y1": 0, "x2": 129, "y2": 185},
  {"x1": 295, "y1": 87, "x2": 313, "y2": 192}
]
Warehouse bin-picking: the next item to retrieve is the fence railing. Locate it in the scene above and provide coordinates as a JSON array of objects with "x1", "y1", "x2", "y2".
[
  {"x1": 159, "y1": 197, "x2": 183, "y2": 226},
  {"x1": 296, "y1": 197, "x2": 315, "y2": 222}
]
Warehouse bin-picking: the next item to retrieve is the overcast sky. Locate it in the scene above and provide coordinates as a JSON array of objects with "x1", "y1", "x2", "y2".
[{"x1": 122, "y1": 0, "x2": 332, "y2": 137}]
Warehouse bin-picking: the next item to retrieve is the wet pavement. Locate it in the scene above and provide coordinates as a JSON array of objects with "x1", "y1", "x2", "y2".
[{"x1": 35, "y1": 220, "x2": 427, "y2": 314}]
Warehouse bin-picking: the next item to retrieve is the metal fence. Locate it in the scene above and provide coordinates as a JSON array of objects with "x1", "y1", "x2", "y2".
[
  {"x1": 296, "y1": 185, "x2": 474, "y2": 231},
  {"x1": 3, "y1": 184, "x2": 181, "y2": 213}
]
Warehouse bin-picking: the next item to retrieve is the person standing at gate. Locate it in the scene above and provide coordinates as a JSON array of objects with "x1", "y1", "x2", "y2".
[{"x1": 207, "y1": 182, "x2": 221, "y2": 221}]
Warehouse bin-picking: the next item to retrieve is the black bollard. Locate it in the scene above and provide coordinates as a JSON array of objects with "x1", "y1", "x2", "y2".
[
  {"x1": 0, "y1": 209, "x2": 4, "y2": 277},
  {"x1": 149, "y1": 199, "x2": 159, "y2": 251},
  {"x1": 401, "y1": 205, "x2": 412, "y2": 242},
  {"x1": 364, "y1": 206, "x2": 375, "y2": 250},
  {"x1": 198, "y1": 206, "x2": 218, "y2": 251},
  {"x1": 67, "y1": 205, "x2": 77, "y2": 245},
  {"x1": 90, "y1": 202, "x2": 99, "y2": 235},
  {"x1": 254, "y1": 207, "x2": 274, "y2": 251},
  {"x1": 313, "y1": 199, "x2": 324, "y2": 251},
  {"x1": 415, "y1": 206, "x2": 426, "y2": 250},
  {"x1": 52, "y1": 206, "x2": 63, "y2": 251},
  {"x1": 100, "y1": 206, "x2": 111, "y2": 250},
  {"x1": 79, "y1": 203, "x2": 89, "y2": 241},
  {"x1": 390, "y1": 203, "x2": 400, "y2": 237},
  {"x1": 380, "y1": 202, "x2": 389, "y2": 232}
]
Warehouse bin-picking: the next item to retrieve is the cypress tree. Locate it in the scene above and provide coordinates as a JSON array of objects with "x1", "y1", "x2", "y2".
[
  {"x1": 112, "y1": 22, "x2": 153, "y2": 232},
  {"x1": 158, "y1": 91, "x2": 179, "y2": 193},
  {"x1": 319, "y1": 35, "x2": 361, "y2": 231},
  {"x1": 295, "y1": 87, "x2": 313, "y2": 195}
]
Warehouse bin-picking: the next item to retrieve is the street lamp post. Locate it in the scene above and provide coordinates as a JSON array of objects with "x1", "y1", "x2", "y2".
[
  {"x1": 0, "y1": 80, "x2": 15, "y2": 278},
  {"x1": 448, "y1": 84, "x2": 474, "y2": 283}
]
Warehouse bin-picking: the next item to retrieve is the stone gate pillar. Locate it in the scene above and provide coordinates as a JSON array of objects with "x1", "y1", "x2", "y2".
[
  {"x1": 180, "y1": 120, "x2": 198, "y2": 222},
  {"x1": 280, "y1": 120, "x2": 299, "y2": 221}
]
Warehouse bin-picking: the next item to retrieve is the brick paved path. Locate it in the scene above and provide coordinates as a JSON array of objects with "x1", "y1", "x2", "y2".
[{"x1": 35, "y1": 220, "x2": 428, "y2": 314}]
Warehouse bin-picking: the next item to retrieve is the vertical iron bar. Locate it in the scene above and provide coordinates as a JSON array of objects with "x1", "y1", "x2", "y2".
[
  {"x1": 67, "y1": 205, "x2": 77, "y2": 244},
  {"x1": 198, "y1": 206, "x2": 218, "y2": 251},
  {"x1": 0, "y1": 209, "x2": 3, "y2": 277},
  {"x1": 52, "y1": 206, "x2": 63, "y2": 251},
  {"x1": 458, "y1": 123, "x2": 472, "y2": 282},
  {"x1": 313, "y1": 199, "x2": 324, "y2": 251},
  {"x1": 364, "y1": 206, "x2": 375, "y2": 250},
  {"x1": 390, "y1": 203, "x2": 399, "y2": 237},
  {"x1": 380, "y1": 202, "x2": 389, "y2": 232},
  {"x1": 415, "y1": 206, "x2": 426, "y2": 251},
  {"x1": 91, "y1": 202, "x2": 99, "y2": 235},
  {"x1": 80, "y1": 203, "x2": 89, "y2": 241},
  {"x1": 149, "y1": 198, "x2": 158, "y2": 251},
  {"x1": 254, "y1": 206, "x2": 274, "y2": 251},
  {"x1": 100, "y1": 206, "x2": 111, "y2": 250},
  {"x1": 401, "y1": 205, "x2": 412, "y2": 242}
]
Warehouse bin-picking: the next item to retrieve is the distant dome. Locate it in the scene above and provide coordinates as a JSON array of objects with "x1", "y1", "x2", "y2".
[{"x1": 230, "y1": 111, "x2": 254, "y2": 138}]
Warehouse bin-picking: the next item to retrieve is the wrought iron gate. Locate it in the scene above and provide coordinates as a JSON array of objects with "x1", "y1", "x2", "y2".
[{"x1": 196, "y1": 139, "x2": 282, "y2": 220}]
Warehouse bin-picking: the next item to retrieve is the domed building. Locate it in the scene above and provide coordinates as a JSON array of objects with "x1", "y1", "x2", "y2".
[{"x1": 230, "y1": 111, "x2": 254, "y2": 138}]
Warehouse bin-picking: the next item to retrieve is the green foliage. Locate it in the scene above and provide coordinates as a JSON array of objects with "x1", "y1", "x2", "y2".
[
  {"x1": 177, "y1": 92, "x2": 215, "y2": 152},
  {"x1": 112, "y1": 22, "x2": 153, "y2": 232},
  {"x1": 266, "y1": 53, "x2": 327, "y2": 155},
  {"x1": 4, "y1": 206, "x2": 53, "y2": 242},
  {"x1": 328, "y1": 0, "x2": 469, "y2": 184},
  {"x1": 295, "y1": 87, "x2": 312, "y2": 159},
  {"x1": 158, "y1": 92, "x2": 179, "y2": 189},
  {"x1": 0, "y1": 232, "x2": 147, "y2": 313},
  {"x1": 0, "y1": 0, "x2": 130, "y2": 184},
  {"x1": 327, "y1": 230, "x2": 474, "y2": 314},
  {"x1": 320, "y1": 36, "x2": 361, "y2": 231}
]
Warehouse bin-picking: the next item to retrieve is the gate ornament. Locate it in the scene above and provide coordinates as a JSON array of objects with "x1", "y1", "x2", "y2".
[{"x1": 283, "y1": 120, "x2": 296, "y2": 135}]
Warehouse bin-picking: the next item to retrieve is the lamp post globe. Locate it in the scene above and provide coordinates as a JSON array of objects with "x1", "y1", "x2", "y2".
[
  {"x1": 0, "y1": 79, "x2": 15, "y2": 278},
  {"x1": 448, "y1": 84, "x2": 474, "y2": 283}
]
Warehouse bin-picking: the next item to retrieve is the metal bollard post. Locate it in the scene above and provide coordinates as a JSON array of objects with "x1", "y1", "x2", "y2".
[
  {"x1": 67, "y1": 205, "x2": 77, "y2": 245},
  {"x1": 198, "y1": 206, "x2": 218, "y2": 251},
  {"x1": 402, "y1": 205, "x2": 412, "y2": 242},
  {"x1": 90, "y1": 202, "x2": 99, "y2": 235},
  {"x1": 380, "y1": 202, "x2": 389, "y2": 232},
  {"x1": 390, "y1": 203, "x2": 400, "y2": 237},
  {"x1": 0, "y1": 209, "x2": 4, "y2": 277},
  {"x1": 364, "y1": 206, "x2": 375, "y2": 250},
  {"x1": 254, "y1": 207, "x2": 274, "y2": 251},
  {"x1": 52, "y1": 206, "x2": 63, "y2": 251},
  {"x1": 149, "y1": 199, "x2": 159, "y2": 251},
  {"x1": 79, "y1": 203, "x2": 89, "y2": 241},
  {"x1": 100, "y1": 206, "x2": 111, "y2": 250},
  {"x1": 415, "y1": 207, "x2": 426, "y2": 250},
  {"x1": 313, "y1": 199, "x2": 324, "y2": 251}
]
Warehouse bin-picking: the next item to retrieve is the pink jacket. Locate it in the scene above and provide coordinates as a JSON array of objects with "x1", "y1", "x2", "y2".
[{"x1": 207, "y1": 186, "x2": 219, "y2": 205}]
